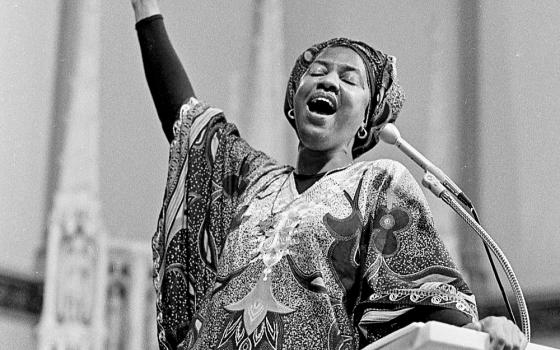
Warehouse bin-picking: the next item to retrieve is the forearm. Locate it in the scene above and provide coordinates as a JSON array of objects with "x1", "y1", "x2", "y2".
[{"x1": 136, "y1": 15, "x2": 195, "y2": 142}]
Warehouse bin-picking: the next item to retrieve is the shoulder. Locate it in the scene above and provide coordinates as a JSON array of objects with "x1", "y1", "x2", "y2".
[
  {"x1": 366, "y1": 159, "x2": 425, "y2": 197},
  {"x1": 354, "y1": 159, "x2": 428, "y2": 212},
  {"x1": 355, "y1": 159, "x2": 414, "y2": 186},
  {"x1": 329, "y1": 159, "x2": 412, "y2": 193},
  {"x1": 366, "y1": 158, "x2": 410, "y2": 176},
  {"x1": 325, "y1": 160, "x2": 411, "y2": 216}
]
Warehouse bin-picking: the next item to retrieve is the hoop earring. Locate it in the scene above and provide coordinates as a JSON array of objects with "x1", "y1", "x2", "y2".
[
  {"x1": 357, "y1": 125, "x2": 368, "y2": 139},
  {"x1": 288, "y1": 109, "x2": 295, "y2": 119}
]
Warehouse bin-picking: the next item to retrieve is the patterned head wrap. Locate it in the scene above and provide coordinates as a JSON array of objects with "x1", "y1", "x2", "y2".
[{"x1": 284, "y1": 38, "x2": 405, "y2": 158}]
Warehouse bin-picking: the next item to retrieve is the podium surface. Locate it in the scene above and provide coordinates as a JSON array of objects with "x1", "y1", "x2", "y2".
[{"x1": 364, "y1": 321, "x2": 556, "y2": 350}]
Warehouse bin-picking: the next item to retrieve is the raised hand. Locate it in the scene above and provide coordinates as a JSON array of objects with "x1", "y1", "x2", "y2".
[{"x1": 130, "y1": 0, "x2": 161, "y2": 22}]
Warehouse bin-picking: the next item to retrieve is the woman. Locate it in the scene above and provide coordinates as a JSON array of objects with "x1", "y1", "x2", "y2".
[{"x1": 130, "y1": 1, "x2": 527, "y2": 349}]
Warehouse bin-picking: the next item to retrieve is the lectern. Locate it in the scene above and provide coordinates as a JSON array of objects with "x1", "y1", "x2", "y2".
[{"x1": 364, "y1": 321, "x2": 557, "y2": 350}]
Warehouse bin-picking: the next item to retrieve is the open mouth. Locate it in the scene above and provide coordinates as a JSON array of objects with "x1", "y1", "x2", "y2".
[{"x1": 306, "y1": 92, "x2": 337, "y2": 116}]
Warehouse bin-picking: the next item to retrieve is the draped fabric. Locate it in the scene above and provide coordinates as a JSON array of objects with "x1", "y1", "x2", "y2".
[{"x1": 152, "y1": 98, "x2": 477, "y2": 350}]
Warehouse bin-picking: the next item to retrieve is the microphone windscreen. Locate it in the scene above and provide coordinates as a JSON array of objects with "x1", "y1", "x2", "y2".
[{"x1": 379, "y1": 123, "x2": 401, "y2": 145}]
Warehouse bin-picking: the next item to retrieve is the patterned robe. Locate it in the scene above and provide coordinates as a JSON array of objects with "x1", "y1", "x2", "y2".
[{"x1": 151, "y1": 98, "x2": 477, "y2": 350}]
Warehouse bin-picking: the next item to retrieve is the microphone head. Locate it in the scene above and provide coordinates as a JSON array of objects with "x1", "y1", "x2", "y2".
[{"x1": 378, "y1": 123, "x2": 401, "y2": 145}]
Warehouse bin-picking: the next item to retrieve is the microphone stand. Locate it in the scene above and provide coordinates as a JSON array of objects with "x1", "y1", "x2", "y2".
[
  {"x1": 422, "y1": 172, "x2": 531, "y2": 340},
  {"x1": 469, "y1": 206, "x2": 519, "y2": 327}
]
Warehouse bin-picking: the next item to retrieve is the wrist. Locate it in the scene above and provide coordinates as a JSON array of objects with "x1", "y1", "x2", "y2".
[{"x1": 132, "y1": 1, "x2": 161, "y2": 22}]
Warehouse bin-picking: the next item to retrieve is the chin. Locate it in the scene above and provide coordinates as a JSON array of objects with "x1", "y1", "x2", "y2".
[{"x1": 297, "y1": 128, "x2": 333, "y2": 152}]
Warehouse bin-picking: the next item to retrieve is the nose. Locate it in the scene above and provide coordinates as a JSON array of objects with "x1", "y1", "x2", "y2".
[{"x1": 317, "y1": 71, "x2": 340, "y2": 94}]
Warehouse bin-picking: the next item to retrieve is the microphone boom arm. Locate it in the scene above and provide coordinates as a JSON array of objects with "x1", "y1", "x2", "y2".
[{"x1": 379, "y1": 124, "x2": 472, "y2": 206}]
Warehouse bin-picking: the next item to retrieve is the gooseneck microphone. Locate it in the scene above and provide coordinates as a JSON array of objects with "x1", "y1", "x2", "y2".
[
  {"x1": 378, "y1": 123, "x2": 528, "y2": 336},
  {"x1": 378, "y1": 123, "x2": 472, "y2": 207}
]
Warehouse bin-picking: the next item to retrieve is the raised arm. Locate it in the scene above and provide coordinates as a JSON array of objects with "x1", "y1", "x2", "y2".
[{"x1": 131, "y1": 0, "x2": 195, "y2": 142}]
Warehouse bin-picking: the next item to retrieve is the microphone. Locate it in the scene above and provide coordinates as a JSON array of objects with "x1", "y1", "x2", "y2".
[
  {"x1": 379, "y1": 124, "x2": 527, "y2": 332},
  {"x1": 378, "y1": 123, "x2": 472, "y2": 206}
]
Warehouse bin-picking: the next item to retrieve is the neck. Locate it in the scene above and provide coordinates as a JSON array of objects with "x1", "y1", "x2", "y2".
[{"x1": 295, "y1": 146, "x2": 353, "y2": 175}]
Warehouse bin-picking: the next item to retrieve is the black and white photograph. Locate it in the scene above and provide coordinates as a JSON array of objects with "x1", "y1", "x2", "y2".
[{"x1": 1, "y1": 1, "x2": 559, "y2": 349}]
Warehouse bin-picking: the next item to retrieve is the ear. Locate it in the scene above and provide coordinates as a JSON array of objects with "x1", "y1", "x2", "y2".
[{"x1": 372, "y1": 101, "x2": 392, "y2": 127}]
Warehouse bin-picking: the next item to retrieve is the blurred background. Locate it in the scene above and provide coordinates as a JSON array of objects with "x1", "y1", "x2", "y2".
[{"x1": 1, "y1": 0, "x2": 559, "y2": 348}]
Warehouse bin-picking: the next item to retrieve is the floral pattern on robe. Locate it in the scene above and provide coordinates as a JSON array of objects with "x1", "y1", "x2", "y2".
[{"x1": 152, "y1": 98, "x2": 477, "y2": 350}]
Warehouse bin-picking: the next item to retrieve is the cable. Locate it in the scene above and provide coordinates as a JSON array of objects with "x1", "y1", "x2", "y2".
[
  {"x1": 440, "y1": 192, "x2": 530, "y2": 340},
  {"x1": 452, "y1": 186, "x2": 518, "y2": 325},
  {"x1": 469, "y1": 206, "x2": 518, "y2": 325},
  {"x1": 422, "y1": 172, "x2": 530, "y2": 339}
]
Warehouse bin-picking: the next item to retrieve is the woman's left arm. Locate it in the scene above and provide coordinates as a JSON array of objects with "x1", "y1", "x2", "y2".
[{"x1": 355, "y1": 161, "x2": 526, "y2": 350}]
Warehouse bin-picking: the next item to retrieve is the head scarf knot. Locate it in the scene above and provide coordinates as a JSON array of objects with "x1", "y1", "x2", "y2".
[{"x1": 284, "y1": 38, "x2": 405, "y2": 158}]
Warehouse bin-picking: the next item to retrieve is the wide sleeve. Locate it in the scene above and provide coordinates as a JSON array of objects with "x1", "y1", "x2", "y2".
[
  {"x1": 151, "y1": 98, "x2": 284, "y2": 349},
  {"x1": 355, "y1": 161, "x2": 478, "y2": 346}
]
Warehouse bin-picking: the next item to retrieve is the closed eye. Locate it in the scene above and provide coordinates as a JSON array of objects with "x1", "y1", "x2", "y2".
[
  {"x1": 309, "y1": 69, "x2": 327, "y2": 76},
  {"x1": 307, "y1": 62, "x2": 328, "y2": 76},
  {"x1": 341, "y1": 72, "x2": 360, "y2": 86}
]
